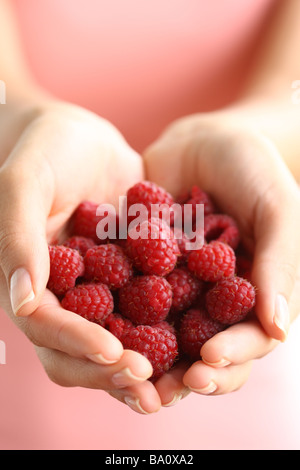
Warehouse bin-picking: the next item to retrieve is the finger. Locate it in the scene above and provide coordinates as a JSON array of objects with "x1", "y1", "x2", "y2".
[
  {"x1": 154, "y1": 361, "x2": 191, "y2": 407},
  {"x1": 183, "y1": 360, "x2": 253, "y2": 395},
  {"x1": 36, "y1": 347, "x2": 153, "y2": 390},
  {"x1": 16, "y1": 289, "x2": 125, "y2": 365},
  {"x1": 200, "y1": 317, "x2": 279, "y2": 368},
  {"x1": 108, "y1": 381, "x2": 162, "y2": 415},
  {"x1": 251, "y1": 174, "x2": 300, "y2": 342},
  {"x1": 0, "y1": 157, "x2": 52, "y2": 317}
]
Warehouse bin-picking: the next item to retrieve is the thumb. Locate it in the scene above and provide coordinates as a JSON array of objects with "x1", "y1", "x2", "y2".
[{"x1": 0, "y1": 165, "x2": 50, "y2": 317}]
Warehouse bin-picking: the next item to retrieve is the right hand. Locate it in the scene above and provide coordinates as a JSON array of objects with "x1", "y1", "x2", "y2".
[
  {"x1": 0, "y1": 99, "x2": 161, "y2": 414},
  {"x1": 143, "y1": 110, "x2": 300, "y2": 404}
]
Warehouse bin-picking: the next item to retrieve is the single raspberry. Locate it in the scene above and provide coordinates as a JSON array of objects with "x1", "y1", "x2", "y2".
[
  {"x1": 127, "y1": 181, "x2": 174, "y2": 223},
  {"x1": 63, "y1": 236, "x2": 96, "y2": 256},
  {"x1": 104, "y1": 312, "x2": 134, "y2": 340},
  {"x1": 61, "y1": 282, "x2": 114, "y2": 324},
  {"x1": 206, "y1": 276, "x2": 256, "y2": 325},
  {"x1": 186, "y1": 185, "x2": 215, "y2": 218},
  {"x1": 125, "y1": 217, "x2": 180, "y2": 276},
  {"x1": 71, "y1": 201, "x2": 100, "y2": 242},
  {"x1": 188, "y1": 240, "x2": 236, "y2": 282},
  {"x1": 118, "y1": 275, "x2": 173, "y2": 325},
  {"x1": 166, "y1": 267, "x2": 203, "y2": 313},
  {"x1": 121, "y1": 325, "x2": 178, "y2": 378},
  {"x1": 179, "y1": 308, "x2": 225, "y2": 360},
  {"x1": 72, "y1": 201, "x2": 119, "y2": 244},
  {"x1": 47, "y1": 245, "x2": 85, "y2": 296},
  {"x1": 84, "y1": 243, "x2": 133, "y2": 289},
  {"x1": 204, "y1": 213, "x2": 240, "y2": 250}
]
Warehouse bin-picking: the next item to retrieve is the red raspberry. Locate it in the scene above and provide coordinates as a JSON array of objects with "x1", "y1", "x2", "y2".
[
  {"x1": 188, "y1": 240, "x2": 236, "y2": 282},
  {"x1": 104, "y1": 313, "x2": 134, "y2": 340},
  {"x1": 166, "y1": 267, "x2": 203, "y2": 313},
  {"x1": 179, "y1": 308, "x2": 225, "y2": 360},
  {"x1": 118, "y1": 275, "x2": 173, "y2": 325},
  {"x1": 61, "y1": 282, "x2": 114, "y2": 324},
  {"x1": 84, "y1": 243, "x2": 133, "y2": 289},
  {"x1": 72, "y1": 201, "x2": 119, "y2": 244},
  {"x1": 186, "y1": 185, "x2": 215, "y2": 218},
  {"x1": 47, "y1": 245, "x2": 85, "y2": 296},
  {"x1": 204, "y1": 213, "x2": 240, "y2": 250},
  {"x1": 63, "y1": 236, "x2": 95, "y2": 256},
  {"x1": 127, "y1": 181, "x2": 174, "y2": 223},
  {"x1": 206, "y1": 276, "x2": 256, "y2": 325},
  {"x1": 125, "y1": 217, "x2": 180, "y2": 276},
  {"x1": 121, "y1": 325, "x2": 178, "y2": 378}
]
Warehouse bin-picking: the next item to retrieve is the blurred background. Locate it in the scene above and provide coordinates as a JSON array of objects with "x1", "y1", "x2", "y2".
[
  {"x1": 1, "y1": 0, "x2": 300, "y2": 450},
  {"x1": 13, "y1": 0, "x2": 275, "y2": 152}
]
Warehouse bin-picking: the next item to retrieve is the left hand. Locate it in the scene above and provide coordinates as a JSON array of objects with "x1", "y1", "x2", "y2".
[{"x1": 0, "y1": 100, "x2": 162, "y2": 414}]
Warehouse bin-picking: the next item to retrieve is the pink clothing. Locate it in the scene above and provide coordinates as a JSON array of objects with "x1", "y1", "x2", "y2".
[{"x1": 1, "y1": 0, "x2": 300, "y2": 450}]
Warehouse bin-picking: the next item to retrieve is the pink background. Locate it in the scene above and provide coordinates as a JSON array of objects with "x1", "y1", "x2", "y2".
[
  {"x1": 12, "y1": 0, "x2": 276, "y2": 152},
  {"x1": 1, "y1": 0, "x2": 300, "y2": 450}
]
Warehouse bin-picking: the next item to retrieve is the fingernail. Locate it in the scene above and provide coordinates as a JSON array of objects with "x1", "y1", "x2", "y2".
[
  {"x1": 188, "y1": 380, "x2": 217, "y2": 395},
  {"x1": 163, "y1": 388, "x2": 191, "y2": 407},
  {"x1": 112, "y1": 367, "x2": 146, "y2": 387},
  {"x1": 202, "y1": 358, "x2": 231, "y2": 368},
  {"x1": 10, "y1": 268, "x2": 35, "y2": 316},
  {"x1": 163, "y1": 393, "x2": 183, "y2": 407},
  {"x1": 86, "y1": 353, "x2": 119, "y2": 365},
  {"x1": 274, "y1": 294, "x2": 290, "y2": 341},
  {"x1": 124, "y1": 396, "x2": 149, "y2": 414}
]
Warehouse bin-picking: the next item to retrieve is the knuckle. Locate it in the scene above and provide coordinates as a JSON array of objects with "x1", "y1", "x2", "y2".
[
  {"x1": 20, "y1": 319, "x2": 44, "y2": 348},
  {"x1": 280, "y1": 261, "x2": 297, "y2": 289},
  {"x1": 0, "y1": 229, "x2": 20, "y2": 260},
  {"x1": 35, "y1": 347, "x2": 70, "y2": 387}
]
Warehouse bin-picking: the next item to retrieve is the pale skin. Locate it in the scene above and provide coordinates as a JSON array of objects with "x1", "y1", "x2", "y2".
[{"x1": 0, "y1": 0, "x2": 300, "y2": 414}]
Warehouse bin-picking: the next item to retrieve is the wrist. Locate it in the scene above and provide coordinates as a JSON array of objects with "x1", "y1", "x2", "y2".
[{"x1": 221, "y1": 95, "x2": 300, "y2": 180}]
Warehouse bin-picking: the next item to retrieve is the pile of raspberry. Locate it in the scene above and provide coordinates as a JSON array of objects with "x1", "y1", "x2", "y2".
[{"x1": 47, "y1": 181, "x2": 256, "y2": 379}]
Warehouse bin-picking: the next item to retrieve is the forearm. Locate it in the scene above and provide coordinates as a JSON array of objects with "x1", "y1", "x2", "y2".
[
  {"x1": 240, "y1": 0, "x2": 300, "y2": 101},
  {"x1": 225, "y1": 0, "x2": 300, "y2": 180}
]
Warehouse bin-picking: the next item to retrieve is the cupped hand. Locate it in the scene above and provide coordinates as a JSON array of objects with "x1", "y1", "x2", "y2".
[
  {"x1": 143, "y1": 110, "x2": 300, "y2": 403},
  {"x1": 0, "y1": 100, "x2": 162, "y2": 412}
]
